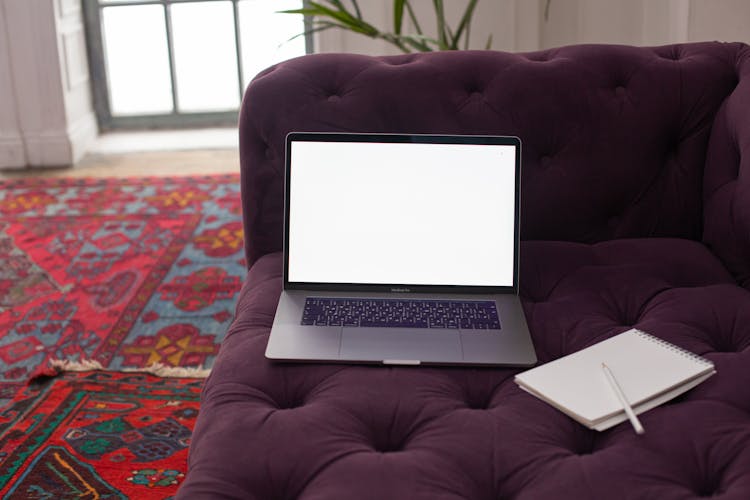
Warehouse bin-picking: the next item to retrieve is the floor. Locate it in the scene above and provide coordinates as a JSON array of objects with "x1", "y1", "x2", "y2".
[
  {"x1": 0, "y1": 148, "x2": 240, "y2": 180},
  {"x1": 0, "y1": 128, "x2": 240, "y2": 180},
  {"x1": 89, "y1": 128, "x2": 239, "y2": 155}
]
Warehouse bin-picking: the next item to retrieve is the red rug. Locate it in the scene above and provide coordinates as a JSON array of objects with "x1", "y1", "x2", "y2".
[
  {"x1": 0, "y1": 175, "x2": 245, "y2": 405},
  {"x1": 0, "y1": 370, "x2": 201, "y2": 499}
]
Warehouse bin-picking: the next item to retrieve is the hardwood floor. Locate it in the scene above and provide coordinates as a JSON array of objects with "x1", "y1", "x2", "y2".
[{"x1": 0, "y1": 149, "x2": 240, "y2": 180}]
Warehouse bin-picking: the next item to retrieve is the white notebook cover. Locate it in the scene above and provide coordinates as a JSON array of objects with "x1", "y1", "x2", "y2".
[{"x1": 514, "y1": 329, "x2": 716, "y2": 430}]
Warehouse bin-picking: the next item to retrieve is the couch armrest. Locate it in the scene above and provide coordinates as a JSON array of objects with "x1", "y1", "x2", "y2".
[{"x1": 703, "y1": 44, "x2": 750, "y2": 288}]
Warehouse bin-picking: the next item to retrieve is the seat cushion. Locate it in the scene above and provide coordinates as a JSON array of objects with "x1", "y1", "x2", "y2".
[{"x1": 179, "y1": 238, "x2": 750, "y2": 499}]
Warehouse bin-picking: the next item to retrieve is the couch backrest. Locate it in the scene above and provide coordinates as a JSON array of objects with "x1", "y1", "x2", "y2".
[
  {"x1": 240, "y1": 42, "x2": 744, "y2": 269},
  {"x1": 703, "y1": 43, "x2": 750, "y2": 287}
]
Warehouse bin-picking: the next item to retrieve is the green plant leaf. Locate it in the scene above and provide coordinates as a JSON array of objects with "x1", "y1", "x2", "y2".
[
  {"x1": 451, "y1": 0, "x2": 479, "y2": 50},
  {"x1": 484, "y1": 33, "x2": 493, "y2": 50},
  {"x1": 445, "y1": 24, "x2": 455, "y2": 49},
  {"x1": 393, "y1": 33, "x2": 440, "y2": 52},
  {"x1": 306, "y1": 1, "x2": 378, "y2": 36},
  {"x1": 329, "y1": 0, "x2": 360, "y2": 19},
  {"x1": 281, "y1": 21, "x2": 339, "y2": 46},
  {"x1": 432, "y1": 0, "x2": 448, "y2": 49},
  {"x1": 351, "y1": 0, "x2": 362, "y2": 20},
  {"x1": 280, "y1": 0, "x2": 490, "y2": 54},
  {"x1": 394, "y1": 0, "x2": 406, "y2": 35},
  {"x1": 464, "y1": 16, "x2": 471, "y2": 50},
  {"x1": 276, "y1": 8, "x2": 324, "y2": 16},
  {"x1": 404, "y1": 1, "x2": 423, "y2": 35},
  {"x1": 381, "y1": 33, "x2": 411, "y2": 53}
]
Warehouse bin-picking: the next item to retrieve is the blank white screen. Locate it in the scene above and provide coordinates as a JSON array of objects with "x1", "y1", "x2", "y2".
[{"x1": 288, "y1": 140, "x2": 517, "y2": 287}]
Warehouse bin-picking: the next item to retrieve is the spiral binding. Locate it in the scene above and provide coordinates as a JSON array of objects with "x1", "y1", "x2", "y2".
[{"x1": 633, "y1": 329, "x2": 714, "y2": 368}]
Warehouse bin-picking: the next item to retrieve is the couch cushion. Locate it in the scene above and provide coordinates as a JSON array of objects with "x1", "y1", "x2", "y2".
[
  {"x1": 703, "y1": 44, "x2": 750, "y2": 288},
  {"x1": 180, "y1": 238, "x2": 750, "y2": 499},
  {"x1": 240, "y1": 43, "x2": 744, "y2": 268}
]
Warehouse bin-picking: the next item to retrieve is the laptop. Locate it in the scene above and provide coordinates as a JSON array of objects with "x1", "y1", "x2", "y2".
[{"x1": 266, "y1": 132, "x2": 537, "y2": 367}]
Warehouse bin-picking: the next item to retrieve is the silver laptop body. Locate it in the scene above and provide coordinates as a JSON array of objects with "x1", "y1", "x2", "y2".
[{"x1": 266, "y1": 133, "x2": 537, "y2": 367}]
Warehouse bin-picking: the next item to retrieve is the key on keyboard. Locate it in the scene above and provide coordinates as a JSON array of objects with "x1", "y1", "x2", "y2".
[{"x1": 301, "y1": 298, "x2": 500, "y2": 330}]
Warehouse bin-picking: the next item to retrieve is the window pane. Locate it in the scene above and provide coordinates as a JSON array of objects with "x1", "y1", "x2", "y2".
[
  {"x1": 171, "y1": 1, "x2": 240, "y2": 112},
  {"x1": 239, "y1": 0, "x2": 306, "y2": 88},
  {"x1": 102, "y1": 5, "x2": 173, "y2": 115}
]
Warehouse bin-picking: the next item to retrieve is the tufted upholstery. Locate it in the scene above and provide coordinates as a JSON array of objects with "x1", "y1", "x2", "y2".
[
  {"x1": 703, "y1": 44, "x2": 750, "y2": 288},
  {"x1": 178, "y1": 43, "x2": 750, "y2": 499}
]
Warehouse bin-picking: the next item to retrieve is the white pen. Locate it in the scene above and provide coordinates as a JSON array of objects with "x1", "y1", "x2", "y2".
[{"x1": 602, "y1": 362, "x2": 645, "y2": 435}]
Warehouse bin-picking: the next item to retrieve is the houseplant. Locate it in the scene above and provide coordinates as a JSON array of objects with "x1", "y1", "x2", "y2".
[{"x1": 281, "y1": 0, "x2": 489, "y2": 53}]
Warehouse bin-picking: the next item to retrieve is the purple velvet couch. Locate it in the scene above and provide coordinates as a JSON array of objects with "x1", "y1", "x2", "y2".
[{"x1": 178, "y1": 42, "x2": 750, "y2": 499}]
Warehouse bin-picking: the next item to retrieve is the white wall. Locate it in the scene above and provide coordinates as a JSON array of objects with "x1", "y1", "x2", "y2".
[
  {"x1": 0, "y1": 0, "x2": 97, "y2": 169},
  {"x1": 543, "y1": 0, "x2": 750, "y2": 48},
  {"x1": 56, "y1": 0, "x2": 98, "y2": 164},
  {"x1": 316, "y1": 0, "x2": 750, "y2": 56},
  {"x1": 688, "y1": 0, "x2": 750, "y2": 43}
]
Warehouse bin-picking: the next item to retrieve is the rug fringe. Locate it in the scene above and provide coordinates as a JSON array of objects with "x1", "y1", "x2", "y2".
[{"x1": 47, "y1": 359, "x2": 212, "y2": 379}]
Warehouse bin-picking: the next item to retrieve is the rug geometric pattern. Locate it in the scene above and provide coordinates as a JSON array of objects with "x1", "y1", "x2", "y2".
[
  {"x1": 0, "y1": 371, "x2": 202, "y2": 499},
  {"x1": 0, "y1": 175, "x2": 245, "y2": 408}
]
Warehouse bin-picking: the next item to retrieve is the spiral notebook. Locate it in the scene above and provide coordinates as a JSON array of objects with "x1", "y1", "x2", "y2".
[{"x1": 514, "y1": 329, "x2": 716, "y2": 431}]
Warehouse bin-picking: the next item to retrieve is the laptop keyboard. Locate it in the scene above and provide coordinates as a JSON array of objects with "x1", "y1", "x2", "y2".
[{"x1": 301, "y1": 298, "x2": 501, "y2": 330}]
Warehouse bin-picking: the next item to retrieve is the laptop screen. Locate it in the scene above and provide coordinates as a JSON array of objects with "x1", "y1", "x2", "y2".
[{"x1": 285, "y1": 134, "x2": 520, "y2": 291}]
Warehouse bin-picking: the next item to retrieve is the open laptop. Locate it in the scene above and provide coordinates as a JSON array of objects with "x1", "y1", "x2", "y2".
[{"x1": 266, "y1": 132, "x2": 537, "y2": 366}]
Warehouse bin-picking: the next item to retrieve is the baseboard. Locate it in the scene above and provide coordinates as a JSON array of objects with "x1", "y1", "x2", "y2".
[
  {"x1": 19, "y1": 112, "x2": 98, "y2": 167},
  {"x1": 67, "y1": 112, "x2": 98, "y2": 163},
  {"x1": 0, "y1": 132, "x2": 27, "y2": 169}
]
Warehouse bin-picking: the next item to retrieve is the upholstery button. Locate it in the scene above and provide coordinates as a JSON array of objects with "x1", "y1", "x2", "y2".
[
  {"x1": 327, "y1": 94, "x2": 341, "y2": 102},
  {"x1": 264, "y1": 148, "x2": 274, "y2": 160},
  {"x1": 615, "y1": 305, "x2": 637, "y2": 325},
  {"x1": 615, "y1": 86, "x2": 626, "y2": 97},
  {"x1": 465, "y1": 391, "x2": 494, "y2": 410},
  {"x1": 372, "y1": 442, "x2": 404, "y2": 453},
  {"x1": 271, "y1": 392, "x2": 306, "y2": 410},
  {"x1": 663, "y1": 48, "x2": 681, "y2": 60},
  {"x1": 707, "y1": 335, "x2": 736, "y2": 353},
  {"x1": 371, "y1": 432, "x2": 407, "y2": 453},
  {"x1": 385, "y1": 55, "x2": 416, "y2": 65},
  {"x1": 464, "y1": 83, "x2": 482, "y2": 94},
  {"x1": 527, "y1": 53, "x2": 549, "y2": 62},
  {"x1": 696, "y1": 476, "x2": 723, "y2": 497},
  {"x1": 573, "y1": 433, "x2": 596, "y2": 455},
  {"x1": 540, "y1": 156, "x2": 551, "y2": 167}
]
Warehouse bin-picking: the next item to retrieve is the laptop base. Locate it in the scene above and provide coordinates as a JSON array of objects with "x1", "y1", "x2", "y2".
[{"x1": 267, "y1": 290, "x2": 536, "y2": 367}]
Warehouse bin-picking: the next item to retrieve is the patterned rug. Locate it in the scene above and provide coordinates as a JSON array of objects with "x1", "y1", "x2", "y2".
[
  {"x1": 0, "y1": 174, "x2": 245, "y2": 407},
  {"x1": 0, "y1": 370, "x2": 201, "y2": 499}
]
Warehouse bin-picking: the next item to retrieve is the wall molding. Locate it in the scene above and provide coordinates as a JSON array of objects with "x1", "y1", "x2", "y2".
[
  {"x1": 20, "y1": 112, "x2": 97, "y2": 167},
  {"x1": 58, "y1": 0, "x2": 81, "y2": 17},
  {"x1": 22, "y1": 131, "x2": 74, "y2": 168},
  {"x1": 0, "y1": 133, "x2": 26, "y2": 169},
  {"x1": 62, "y1": 29, "x2": 90, "y2": 91},
  {"x1": 67, "y1": 111, "x2": 98, "y2": 164},
  {"x1": 0, "y1": 0, "x2": 97, "y2": 169}
]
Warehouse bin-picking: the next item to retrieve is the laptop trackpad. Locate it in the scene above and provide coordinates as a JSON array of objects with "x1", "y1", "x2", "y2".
[{"x1": 340, "y1": 328, "x2": 462, "y2": 363}]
